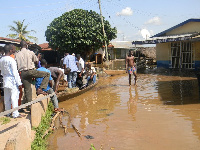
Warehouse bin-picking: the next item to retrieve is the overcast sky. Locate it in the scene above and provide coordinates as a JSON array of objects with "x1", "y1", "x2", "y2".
[{"x1": 0, "y1": 0, "x2": 200, "y2": 44}]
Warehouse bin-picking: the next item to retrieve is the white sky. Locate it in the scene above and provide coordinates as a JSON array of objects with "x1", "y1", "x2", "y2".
[{"x1": 0, "y1": 0, "x2": 199, "y2": 44}]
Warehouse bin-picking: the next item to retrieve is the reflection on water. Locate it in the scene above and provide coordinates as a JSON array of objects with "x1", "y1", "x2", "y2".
[
  {"x1": 157, "y1": 78, "x2": 199, "y2": 105},
  {"x1": 127, "y1": 87, "x2": 138, "y2": 120},
  {"x1": 47, "y1": 72, "x2": 200, "y2": 150}
]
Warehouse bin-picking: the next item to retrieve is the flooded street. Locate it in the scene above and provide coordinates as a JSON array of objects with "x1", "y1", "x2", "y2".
[{"x1": 47, "y1": 65, "x2": 200, "y2": 150}]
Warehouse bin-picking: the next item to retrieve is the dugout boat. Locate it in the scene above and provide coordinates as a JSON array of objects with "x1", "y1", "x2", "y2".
[{"x1": 57, "y1": 82, "x2": 98, "y2": 102}]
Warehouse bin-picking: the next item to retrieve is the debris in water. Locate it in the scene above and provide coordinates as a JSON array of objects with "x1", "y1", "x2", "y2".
[
  {"x1": 98, "y1": 109, "x2": 108, "y2": 111},
  {"x1": 84, "y1": 135, "x2": 94, "y2": 139},
  {"x1": 106, "y1": 113, "x2": 114, "y2": 116}
]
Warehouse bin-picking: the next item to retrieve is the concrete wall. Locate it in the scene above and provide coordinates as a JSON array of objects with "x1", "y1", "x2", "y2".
[
  {"x1": 1, "y1": 91, "x2": 51, "y2": 150},
  {"x1": 194, "y1": 42, "x2": 200, "y2": 61},
  {"x1": 167, "y1": 22, "x2": 200, "y2": 35},
  {"x1": 31, "y1": 95, "x2": 50, "y2": 127},
  {"x1": 156, "y1": 41, "x2": 200, "y2": 69},
  {"x1": 194, "y1": 41, "x2": 200, "y2": 69},
  {"x1": 113, "y1": 48, "x2": 129, "y2": 59},
  {"x1": 156, "y1": 43, "x2": 170, "y2": 68}
]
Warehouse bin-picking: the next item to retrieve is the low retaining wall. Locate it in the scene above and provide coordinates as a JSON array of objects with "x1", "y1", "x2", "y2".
[
  {"x1": 4, "y1": 120, "x2": 32, "y2": 150},
  {"x1": 0, "y1": 86, "x2": 51, "y2": 150},
  {"x1": 31, "y1": 95, "x2": 50, "y2": 127}
]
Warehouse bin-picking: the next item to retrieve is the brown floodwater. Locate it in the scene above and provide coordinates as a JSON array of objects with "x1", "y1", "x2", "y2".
[{"x1": 47, "y1": 64, "x2": 200, "y2": 150}]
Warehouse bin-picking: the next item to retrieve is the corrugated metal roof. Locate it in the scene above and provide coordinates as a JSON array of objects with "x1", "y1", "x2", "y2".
[
  {"x1": 0, "y1": 37, "x2": 34, "y2": 45},
  {"x1": 111, "y1": 41, "x2": 140, "y2": 49},
  {"x1": 132, "y1": 32, "x2": 200, "y2": 44}
]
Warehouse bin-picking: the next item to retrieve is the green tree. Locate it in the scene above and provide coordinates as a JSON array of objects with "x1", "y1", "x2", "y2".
[
  {"x1": 45, "y1": 9, "x2": 117, "y2": 55},
  {"x1": 7, "y1": 20, "x2": 37, "y2": 42}
]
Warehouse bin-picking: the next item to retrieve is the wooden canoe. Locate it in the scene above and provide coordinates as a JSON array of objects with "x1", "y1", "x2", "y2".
[
  {"x1": 57, "y1": 82, "x2": 98, "y2": 102},
  {"x1": 104, "y1": 70, "x2": 126, "y2": 76}
]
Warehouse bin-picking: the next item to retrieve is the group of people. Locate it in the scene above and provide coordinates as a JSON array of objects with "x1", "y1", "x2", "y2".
[
  {"x1": 62, "y1": 52, "x2": 97, "y2": 90},
  {"x1": 0, "y1": 40, "x2": 97, "y2": 118}
]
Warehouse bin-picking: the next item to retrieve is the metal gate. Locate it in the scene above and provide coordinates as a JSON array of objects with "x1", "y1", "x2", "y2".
[{"x1": 170, "y1": 42, "x2": 194, "y2": 69}]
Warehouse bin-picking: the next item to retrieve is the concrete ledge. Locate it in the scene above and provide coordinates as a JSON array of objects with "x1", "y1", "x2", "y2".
[
  {"x1": 31, "y1": 95, "x2": 50, "y2": 127},
  {"x1": 4, "y1": 120, "x2": 31, "y2": 150},
  {"x1": 1, "y1": 94, "x2": 50, "y2": 150}
]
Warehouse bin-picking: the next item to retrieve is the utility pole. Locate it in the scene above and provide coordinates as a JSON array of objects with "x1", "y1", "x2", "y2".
[{"x1": 98, "y1": 0, "x2": 108, "y2": 61}]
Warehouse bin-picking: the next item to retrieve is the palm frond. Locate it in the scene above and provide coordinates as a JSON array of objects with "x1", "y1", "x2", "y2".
[
  {"x1": 23, "y1": 24, "x2": 28, "y2": 32},
  {"x1": 8, "y1": 25, "x2": 19, "y2": 33},
  {"x1": 27, "y1": 36, "x2": 38, "y2": 42},
  {"x1": 30, "y1": 30, "x2": 36, "y2": 33},
  {"x1": 7, "y1": 34, "x2": 17, "y2": 38}
]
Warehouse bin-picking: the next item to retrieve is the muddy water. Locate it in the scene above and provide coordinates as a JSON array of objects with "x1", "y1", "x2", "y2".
[{"x1": 47, "y1": 71, "x2": 200, "y2": 150}]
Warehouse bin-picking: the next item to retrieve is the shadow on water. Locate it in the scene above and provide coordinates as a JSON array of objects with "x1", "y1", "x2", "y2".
[{"x1": 140, "y1": 66, "x2": 197, "y2": 78}]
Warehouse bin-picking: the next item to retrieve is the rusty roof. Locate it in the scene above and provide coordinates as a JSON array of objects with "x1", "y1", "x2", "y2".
[
  {"x1": 0, "y1": 37, "x2": 34, "y2": 45},
  {"x1": 38, "y1": 43, "x2": 52, "y2": 51}
]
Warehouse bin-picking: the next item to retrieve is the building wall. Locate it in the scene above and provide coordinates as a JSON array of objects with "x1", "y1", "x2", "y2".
[
  {"x1": 167, "y1": 22, "x2": 200, "y2": 35},
  {"x1": 96, "y1": 47, "x2": 114, "y2": 60},
  {"x1": 114, "y1": 48, "x2": 128, "y2": 59},
  {"x1": 156, "y1": 43, "x2": 170, "y2": 68},
  {"x1": 194, "y1": 41, "x2": 200, "y2": 69},
  {"x1": 156, "y1": 41, "x2": 200, "y2": 69}
]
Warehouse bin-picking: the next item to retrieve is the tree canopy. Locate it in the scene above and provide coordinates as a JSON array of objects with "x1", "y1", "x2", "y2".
[
  {"x1": 7, "y1": 20, "x2": 37, "y2": 42},
  {"x1": 45, "y1": 9, "x2": 117, "y2": 55}
]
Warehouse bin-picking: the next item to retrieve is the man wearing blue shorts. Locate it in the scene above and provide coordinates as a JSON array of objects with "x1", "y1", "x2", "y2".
[{"x1": 126, "y1": 50, "x2": 137, "y2": 86}]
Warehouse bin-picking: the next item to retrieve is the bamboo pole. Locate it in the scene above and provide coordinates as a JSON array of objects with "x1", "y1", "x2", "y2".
[{"x1": 98, "y1": 0, "x2": 108, "y2": 61}]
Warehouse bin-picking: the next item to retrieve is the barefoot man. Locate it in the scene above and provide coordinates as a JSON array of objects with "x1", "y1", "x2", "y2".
[{"x1": 126, "y1": 50, "x2": 137, "y2": 86}]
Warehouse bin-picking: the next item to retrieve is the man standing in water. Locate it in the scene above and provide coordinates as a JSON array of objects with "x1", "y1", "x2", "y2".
[{"x1": 126, "y1": 50, "x2": 137, "y2": 86}]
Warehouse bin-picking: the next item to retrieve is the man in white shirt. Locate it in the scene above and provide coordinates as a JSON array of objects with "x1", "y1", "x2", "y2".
[
  {"x1": 76, "y1": 54, "x2": 85, "y2": 89},
  {"x1": 0, "y1": 44, "x2": 23, "y2": 118},
  {"x1": 63, "y1": 53, "x2": 78, "y2": 88}
]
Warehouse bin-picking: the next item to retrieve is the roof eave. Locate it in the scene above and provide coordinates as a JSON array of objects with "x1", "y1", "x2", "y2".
[{"x1": 152, "y1": 18, "x2": 200, "y2": 38}]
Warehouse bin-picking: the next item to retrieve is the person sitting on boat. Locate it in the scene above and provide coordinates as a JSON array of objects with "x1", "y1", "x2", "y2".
[
  {"x1": 35, "y1": 59, "x2": 61, "y2": 112},
  {"x1": 76, "y1": 54, "x2": 85, "y2": 89},
  {"x1": 48, "y1": 67, "x2": 64, "y2": 94},
  {"x1": 85, "y1": 63, "x2": 96, "y2": 86}
]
